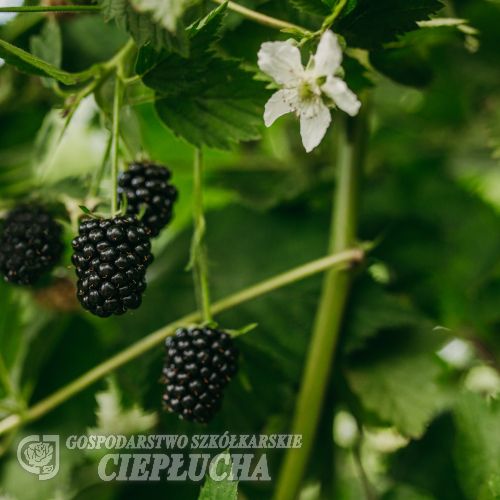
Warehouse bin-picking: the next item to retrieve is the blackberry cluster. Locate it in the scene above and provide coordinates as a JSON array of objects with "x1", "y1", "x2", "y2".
[
  {"x1": 118, "y1": 162, "x2": 178, "y2": 238},
  {"x1": 71, "y1": 216, "x2": 154, "y2": 318},
  {"x1": 162, "y1": 327, "x2": 239, "y2": 423},
  {"x1": 0, "y1": 205, "x2": 63, "y2": 285}
]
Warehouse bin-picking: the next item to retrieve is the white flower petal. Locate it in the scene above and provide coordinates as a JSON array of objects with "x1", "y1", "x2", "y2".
[
  {"x1": 321, "y1": 76, "x2": 361, "y2": 116},
  {"x1": 313, "y1": 30, "x2": 343, "y2": 78},
  {"x1": 258, "y1": 41, "x2": 304, "y2": 85},
  {"x1": 264, "y1": 88, "x2": 299, "y2": 127},
  {"x1": 299, "y1": 100, "x2": 332, "y2": 153}
]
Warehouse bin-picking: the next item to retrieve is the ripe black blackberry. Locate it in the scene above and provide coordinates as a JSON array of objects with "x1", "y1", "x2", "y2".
[
  {"x1": 0, "y1": 205, "x2": 63, "y2": 285},
  {"x1": 117, "y1": 162, "x2": 178, "y2": 238},
  {"x1": 162, "y1": 327, "x2": 239, "y2": 423},
  {"x1": 71, "y1": 216, "x2": 154, "y2": 318}
]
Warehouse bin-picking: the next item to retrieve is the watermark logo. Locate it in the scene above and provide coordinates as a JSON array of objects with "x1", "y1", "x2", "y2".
[{"x1": 17, "y1": 435, "x2": 60, "y2": 480}]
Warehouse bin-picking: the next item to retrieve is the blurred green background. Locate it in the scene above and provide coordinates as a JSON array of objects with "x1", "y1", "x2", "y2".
[{"x1": 1, "y1": 0, "x2": 500, "y2": 499}]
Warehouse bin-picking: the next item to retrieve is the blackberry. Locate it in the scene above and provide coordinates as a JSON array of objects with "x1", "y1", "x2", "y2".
[
  {"x1": 0, "y1": 205, "x2": 63, "y2": 285},
  {"x1": 71, "y1": 216, "x2": 154, "y2": 318},
  {"x1": 162, "y1": 326, "x2": 239, "y2": 423},
  {"x1": 118, "y1": 162, "x2": 178, "y2": 238}
]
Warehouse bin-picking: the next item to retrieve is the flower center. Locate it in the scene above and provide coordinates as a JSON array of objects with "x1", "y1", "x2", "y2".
[{"x1": 298, "y1": 80, "x2": 318, "y2": 102}]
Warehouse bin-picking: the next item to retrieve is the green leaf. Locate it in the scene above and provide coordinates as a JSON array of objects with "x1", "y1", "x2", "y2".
[
  {"x1": 79, "y1": 205, "x2": 93, "y2": 216},
  {"x1": 142, "y1": 5, "x2": 270, "y2": 150},
  {"x1": 332, "y1": 0, "x2": 445, "y2": 50},
  {"x1": 198, "y1": 450, "x2": 238, "y2": 500},
  {"x1": 135, "y1": 43, "x2": 169, "y2": 75},
  {"x1": 131, "y1": 0, "x2": 198, "y2": 33},
  {"x1": 346, "y1": 353, "x2": 446, "y2": 438},
  {"x1": 290, "y1": 0, "x2": 332, "y2": 17},
  {"x1": 343, "y1": 283, "x2": 427, "y2": 354},
  {"x1": 0, "y1": 38, "x2": 80, "y2": 85},
  {"x1": 98, "y1": 0, "x2": 189, "y2": 55},
  {"x1": 30, "y1": 19, "x2": 62, "y2": 87},
  {"x1": 454, "y1": 391, "x2": 500, "y2": 500}
]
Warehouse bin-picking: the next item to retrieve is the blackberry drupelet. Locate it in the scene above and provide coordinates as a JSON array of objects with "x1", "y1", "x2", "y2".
[
  {"x1": 162, "y1": 326, "x2": 239, "y2": 423},
  {"x1": 71, "y1": 216, "x2": 154, "y2": 318},
  {"x1": 118, "y1": 162, "x2": 178, "y2": 238},
  {"x1": 0, "y1": 204, "x2": 63, "y2": 285}
]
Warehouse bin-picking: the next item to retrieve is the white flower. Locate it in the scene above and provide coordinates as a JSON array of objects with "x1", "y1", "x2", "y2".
[{"x1": 258, "y1": 30, "x2": 361, "y2": 153}]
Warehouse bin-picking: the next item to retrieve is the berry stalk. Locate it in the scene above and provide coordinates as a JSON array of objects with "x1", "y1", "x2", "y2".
[
  {"x1": 111, "y1": 76, "x2": 122, "y2": 218},
  {"x1": 274, "y1": 95, "x2": 371, "y2": 500},
  {"x1": 0, "y1": 248, "x2": 363, "y2": 436},
  {"x1": 192, "y1": 148, "x2": 212, "y2": 322}
]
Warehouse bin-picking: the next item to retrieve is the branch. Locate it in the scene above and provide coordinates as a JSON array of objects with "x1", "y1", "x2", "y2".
[
  {"x1": 0, "y1": 3, "x2": 310, "y2": 34},
  {"x1": 0, "y1": 248, "x2": 363, "y2": 436},
  {"x1": 0, "y1": 5, "x2": 100, "y2": 12},
  {"x1": 275, "y1": 96, "x2": 372, "y2": 500}
]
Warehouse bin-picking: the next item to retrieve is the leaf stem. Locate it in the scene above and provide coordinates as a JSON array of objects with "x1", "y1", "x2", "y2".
[
  {"x1": 192, "y1": 148, "x2": 212, "y2": 322},
  {"x1": 0, "y1": 5, "x2": 100, "y2": 12},
  {"x1": 0, "y1": 248, "x2": 363, "y2": 436},
  {"x1": 274, "y1": 97, "x2": 371, "y2": 500},
  {"x1": 111, "y1": 76, "x2": 122, "y2": 217},
  {"x1": 210, "y1": 0, "x2": 309, "y2": 33}
]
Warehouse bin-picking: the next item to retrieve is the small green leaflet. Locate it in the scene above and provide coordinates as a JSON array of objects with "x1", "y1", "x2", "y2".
[
  {"x1": 346, "y1": 353, "x2": 446, "y2": 438},
  {"x1": 0, "y1": 38, "x2": 85, "y2": 85},
  {"x1": 198, "y1": 450, "x2": 238, "y2": 500},
  {"x1": 97, "y1": 0, "x2": 189, "y2": 55},
  {"x1": 141, "y1": 4, "x2": 271, "y2": 150},
  {"x1": 30, "y1": 19, "x2": 62, "y2": 87},
  {"x1": 332, "y1": 0, "x2": 445, "y2": 50}
]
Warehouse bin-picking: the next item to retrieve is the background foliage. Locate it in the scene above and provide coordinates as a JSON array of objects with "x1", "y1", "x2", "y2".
[{"x1": 0, "y1": 0, "x2": 500, "y2": 499}]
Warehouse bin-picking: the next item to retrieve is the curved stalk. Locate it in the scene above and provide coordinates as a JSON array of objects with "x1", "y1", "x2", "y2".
[
  {"x1": 0, "y1": 248, "x2": 363, "y2": 436},
  {"x1": 274, "y1": 97, "x2": 371, "y2": 500}
]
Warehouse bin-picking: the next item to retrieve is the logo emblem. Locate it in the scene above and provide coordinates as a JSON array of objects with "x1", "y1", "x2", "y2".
[{"x1": 17, "y1": 435, "x2": 59, "y2": 480}]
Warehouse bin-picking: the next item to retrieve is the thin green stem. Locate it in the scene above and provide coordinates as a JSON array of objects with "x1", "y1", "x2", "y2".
[
  {"x1": 111, "y1": 76, "x2": 122, "y2": 217},
  {"x1": 192, "y1": 148, "x2": 212, "y2": 322},
  {"x1": 274, "y1": 97, "x2": 371, "y2": 500},
  {"x1": 321, "y1": 0, "x2": 347, "y2": 33},
  {"x1": 0, "y1": 3, "x2": 309, "y2": 33},
  {"x1": 90, "y1": 131, "x2": 113, "y2": 198},
  {"x1": 353, "y1": 439, "x2": 377, "y2": 500},
  {"x1": 210, "y1": 0, "x2": 309, "y2": 33},
  {"x1": 0, "y1": 248, "x2": 363, "y2": 436},
  {"x1": 0, "y1": 354, "x2": 26, "y2": 414},
  {"x1": 0, "y1": 5, "x2": 100, "y2": 12}
]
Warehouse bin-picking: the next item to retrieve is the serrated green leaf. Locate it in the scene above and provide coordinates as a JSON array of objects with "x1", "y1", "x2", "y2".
[
  {"x1": 30, "y1": 19, "x2": 62, "y2": 87},
  {"x1": 0, "y1": 38, "x2": 80, "y2": 85},
  {"x1": 198, "y1": 450, "x2": 238, "y2": 500},
  {"x1": 135, "y1": 43, "x2": 168, "y2": 75},
  {"x1": 290, "y1": 0, "x2": 332, "y2": 17},
  {"x1": 131, "y1": 0, "x2": 198, "y2": 33},
  {"x1": 343, "y1": 284, "x2": 427, "y2": 354},
  {"x1": 142, "y1": 5, "x2": 269, "y2": 150},
  {"x1": 332, "y1": 0, "x2": 445, "y2": 50},
  {"x1": 346, "y1": 353, "x2": 446, "y2": 438},
  {"x1": 98, "y1": 0, "x2": 189, "y2": 55}
]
